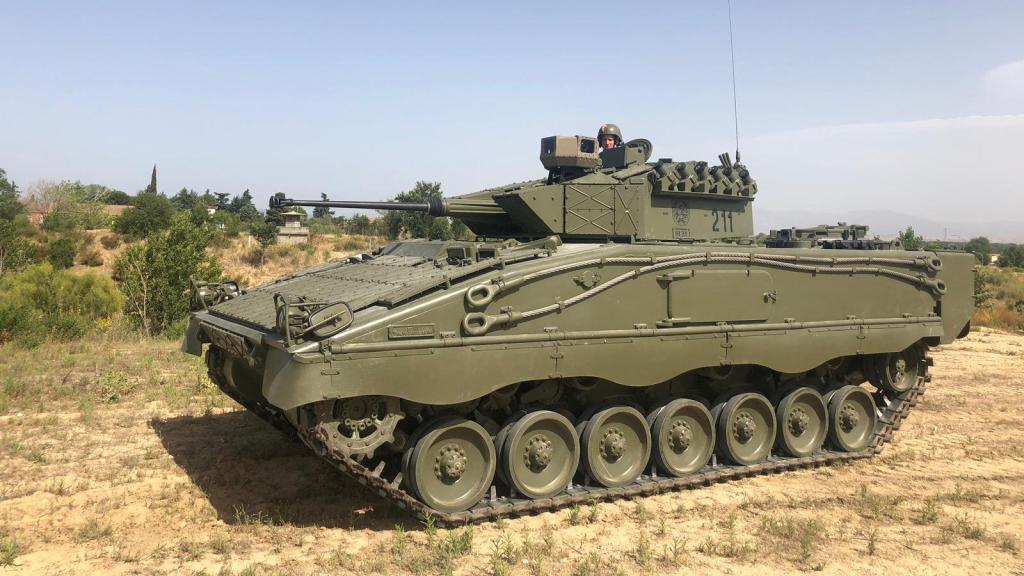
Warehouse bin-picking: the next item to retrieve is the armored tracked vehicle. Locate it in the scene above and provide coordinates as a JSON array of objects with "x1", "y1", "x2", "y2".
[{"x1": 182, "y1": 133, "x2": 974, "y2": 523}]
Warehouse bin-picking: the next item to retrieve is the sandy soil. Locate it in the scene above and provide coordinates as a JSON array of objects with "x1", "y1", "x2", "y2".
[{"x1": 1, "y1": 328, "x2": 1022, "y2": 575}]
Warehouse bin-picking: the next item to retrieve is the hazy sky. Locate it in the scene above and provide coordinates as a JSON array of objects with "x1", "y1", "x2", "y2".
[{"x1": 2, "y1": 1, "x2": 1022, "y2": 231}]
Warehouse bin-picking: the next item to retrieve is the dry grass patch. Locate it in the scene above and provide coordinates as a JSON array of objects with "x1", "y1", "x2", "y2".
[
  {"x1": 855, "y1": 483, "x2": 907, "y2": 520},
  {"x1": 759, "y1": 514, "x2": 827, "y2": 566},
  {"x1": 0, "y1": 522, "x2": 22, "y2": 567},
  {"x1": 74, "y1": 517, "x2": 114, "y2": 543}
]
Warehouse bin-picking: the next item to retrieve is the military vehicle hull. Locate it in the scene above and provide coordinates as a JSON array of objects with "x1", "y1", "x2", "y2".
[{"x1": 184, "y1": 237, "x2": 972, "y2": 522}]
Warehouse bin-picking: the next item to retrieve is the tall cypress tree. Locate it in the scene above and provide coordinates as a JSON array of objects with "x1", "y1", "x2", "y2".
[
  {"x1": 148, "y1": 165, "x2": 158, "y2": 195},
  {"x1": 313, "y1": 192, "x2": 335, "y2": 219}
]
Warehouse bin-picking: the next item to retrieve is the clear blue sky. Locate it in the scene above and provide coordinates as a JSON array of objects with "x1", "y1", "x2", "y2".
[{"x1": 3, "y1": 1, "x2": 1023, "y2": 232}]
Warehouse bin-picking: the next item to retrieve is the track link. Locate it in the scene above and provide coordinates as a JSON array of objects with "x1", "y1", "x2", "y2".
[{"x1": 210, "y1": 351, "x2": 931, "y2": 526}]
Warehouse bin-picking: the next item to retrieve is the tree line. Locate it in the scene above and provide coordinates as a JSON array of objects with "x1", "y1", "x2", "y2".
[
  {"x1": 897, "y1": 226, "x2": 1024, "y2": 267},
  {"x1": 0, "y1": 167, "x2": 473, "y2": 346}
]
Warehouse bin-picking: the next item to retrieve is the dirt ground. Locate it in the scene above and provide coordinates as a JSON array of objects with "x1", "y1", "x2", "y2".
[{"x1": 1, "y1": 328, "x2": 1022, "y2": 576}]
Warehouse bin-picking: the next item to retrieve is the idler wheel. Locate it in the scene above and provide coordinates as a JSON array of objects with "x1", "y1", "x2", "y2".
[
  {"x1": 647, "y1": 399, "x2": 715, "y2": 477},
  {"x1": 578, "y1": 406, "x2": 651, "y2": 487},
  {"x1": 866, "y1": 345, "x2": 922, "y2": 395},
  {"x1": 774, "y1": 387, "x2": 828, "y2": 458},
  {"x1": 402, "y1": 416, "x2": 495, "y2": 513},
  {"x1": 713, "y1": 392, "x2": 776, "y2": 465},
  {"x1": 827, "y1": 385, "x2": 877, "y2": 452},
  {"x1": 497, "y1": 410, "x2": 579, "y2": 499}
]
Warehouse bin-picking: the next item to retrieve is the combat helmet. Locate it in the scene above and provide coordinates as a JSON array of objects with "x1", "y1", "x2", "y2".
[{"x1": 597, "y1": 123, "x2": 623, "y2": 147}]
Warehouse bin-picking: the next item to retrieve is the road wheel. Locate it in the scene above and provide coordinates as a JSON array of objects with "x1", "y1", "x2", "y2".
[
  {"x1": 579, "y1": 406, "x2": 651, "y2": 487},
  {"x1": 498, "y1": 410, "x2": 579, "y2": 499},
  {"x1": 648, "y1": 399, "x2": 715, "y2": 476},
  {"x1": 714, "y1": 393, "x2": 776, "y2": 465},
  {"x1": 827, "y1": 385, "x2": 877, "y2": 452},
  {"x1": 775, "y1": 387, "x2": 828, "y2": 457},
  {"x1": 403, "y1": 417, "x2": 495, "y2": 513}
]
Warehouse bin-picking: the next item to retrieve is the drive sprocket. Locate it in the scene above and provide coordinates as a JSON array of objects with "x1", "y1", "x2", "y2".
[{"x1": 304, "y1": 396, "x2": 404, "y2": 460}]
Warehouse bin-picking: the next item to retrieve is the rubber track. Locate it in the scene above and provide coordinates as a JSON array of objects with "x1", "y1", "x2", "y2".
[{"x1": 210, "y1": 352, "x2": 931, "y2": 526}]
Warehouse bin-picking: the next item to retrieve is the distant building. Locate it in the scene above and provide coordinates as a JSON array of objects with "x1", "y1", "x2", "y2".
[
  {"x1": 103, "y1": 204, "x2": 130, "y2": 219},
  {"x1": 23, "y1": 197, "x2": 53, "y2": 226},
  {"x1": 277, "y1": 211, "x2": 309, "y2": 245},
  {"x1": 23, "y1": 201, "x2": 130, "y2": 227}
]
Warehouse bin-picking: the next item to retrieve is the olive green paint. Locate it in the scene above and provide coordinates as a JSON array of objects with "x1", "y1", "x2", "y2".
[{"x1": 187, "y1": 134, "x2": 973, "y2": 422}]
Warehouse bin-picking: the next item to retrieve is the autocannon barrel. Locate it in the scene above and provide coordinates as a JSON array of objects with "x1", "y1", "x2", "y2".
[{"x1": 270, "y1": 194, "x2": 505, "y2": 217}]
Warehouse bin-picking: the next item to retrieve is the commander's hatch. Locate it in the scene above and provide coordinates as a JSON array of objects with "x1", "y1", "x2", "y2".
[{"x1": 601, "y1": 138, "x2": 653, "y2": 169}]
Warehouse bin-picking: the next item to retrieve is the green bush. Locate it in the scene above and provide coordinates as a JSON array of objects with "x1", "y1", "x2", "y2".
[
  {"x1": 47, "y1": 237, "x2": 77, "y2": 270},
  {"x1": 0, "y1": 304, "x2": 45, "y2": 347},
  {"x1": 309, "y1": 217, "x2": 344, "y2": 236},
  {"x1": 0, "y1": 220, "x2": 34, "y2": 275},
  {"x1": 208, "y1": 230, "x2": 233, "y2": 250},
  {"x1": 249, "y1": 219, "x2": 278, "y2": 267},
  {"x1": 382, "y1": 181, "x2": 456, "y2": 240},
  {"x1": 0, "y1": 263, "x2": 124, "y2": 318},
  {"x1": 114, "y1": 214, "x2": 222, "y2": 335},
  {"x1": 998, "y1": 245, "x2": 1024, "y2": 268},
  {"x1": 242, "y1": 247, "x2": 264, "y2": 267},
  {"x1": 0, "y1": 263, "x2": 123, "y2": 346},
  {"x1": 163, "y1": 316, "x2": 192, "y2": 341},
  {"x1": 898, "y1": 226, "x2": 924, "y2": 251},
  {"x1": 971, "y1": 268, "x2": 1024, "y2": 331},
  {"x1": 964, "y1": 237, "x2": 991, "y2": 264},
  {"x1": 39, "y1": 180, "x2": 111, "y2": 231},
  {"x1": 113, "y1": 191, "x2": 174, "y2": 239},
  {"x1": 99, "y1": 234, "x2": 121, "y2": 249},
  {"x1": 0, "y1": 168, "x2": 23, "y2": 222},
  {"x1": 50, "y1": 314, "x2": 89, "y2": 340},
  {"x1": 210, "y1": 211, "x2": 245, "y2": 237},
  {"x1": 78, "y1": 247, "x2": 104, "y2": 267}
]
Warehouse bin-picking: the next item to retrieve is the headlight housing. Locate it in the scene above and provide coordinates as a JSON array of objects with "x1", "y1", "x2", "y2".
[
  {"x1": 189, "y1": 279, "x2": 242, "y2": 311},
  {"x1": 273, "y1": 294, "x2": 353, "y2": 346}
]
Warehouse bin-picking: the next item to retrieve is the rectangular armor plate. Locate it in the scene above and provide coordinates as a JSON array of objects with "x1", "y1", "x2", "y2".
[{"x1": 666, "y1": 270, "x2": 773, "y2": 322}]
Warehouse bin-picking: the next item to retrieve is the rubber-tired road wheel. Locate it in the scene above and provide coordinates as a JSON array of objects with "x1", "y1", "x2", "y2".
[
  {"x1": 714, "y1": 392, "x2": 776, "y2": 465},
  {"x1": 498, "y1": 410, "x2": 579, "y2": 499},
  {"x1": 579, "y1": 406, "x2": 651, "y2": 487},
  {"x1": 827, "y1": 385, "x2": 877, "y2": 452},
  {"x1": 647, "y1": 399, "x2": 715, "y2": 476},
  {"x1": 403, "y1": 416, "x2": 495, "y2": 513},
  {"x1": 774, "y1": 387, "x2": 828, "y2": 458}
]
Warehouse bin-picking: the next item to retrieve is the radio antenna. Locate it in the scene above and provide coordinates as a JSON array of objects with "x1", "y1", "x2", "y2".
[{"x1": 727, "y1": 0, "x2": 741, "y2": 164}]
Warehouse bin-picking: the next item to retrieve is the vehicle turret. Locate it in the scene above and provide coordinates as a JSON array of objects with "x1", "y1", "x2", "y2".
[{"x1": 271, "y1": 135, "x2": 758, "y2": 242}]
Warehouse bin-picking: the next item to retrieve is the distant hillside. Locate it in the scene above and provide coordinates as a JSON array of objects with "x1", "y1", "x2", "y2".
[
  {"x1": 756, "y1": 209, "x2": 1024, "y2": 243},
  {"x1": 69, "y1": 229, "x2": 379, "y2": 288}
]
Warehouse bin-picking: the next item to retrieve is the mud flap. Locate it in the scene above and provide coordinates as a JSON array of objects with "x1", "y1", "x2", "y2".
[{"x1": 181, "y1": 317, "x2": 203, "y2": 356}]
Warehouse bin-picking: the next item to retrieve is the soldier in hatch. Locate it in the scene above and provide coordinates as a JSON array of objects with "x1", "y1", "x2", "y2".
[{"x1": 597, "y1": 123, "x2": 623, "y2": 152}]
